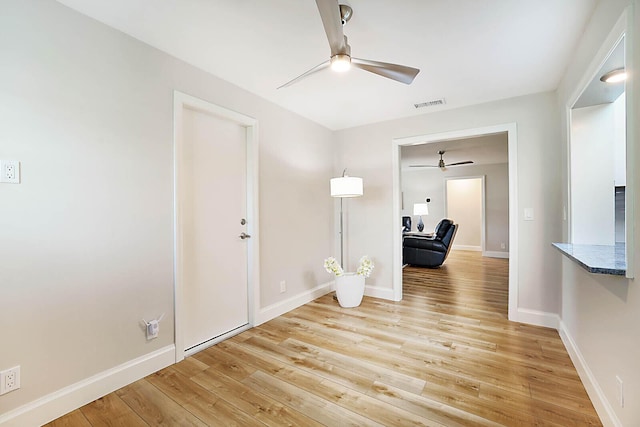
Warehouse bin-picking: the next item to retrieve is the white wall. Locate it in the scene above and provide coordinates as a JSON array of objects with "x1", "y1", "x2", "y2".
[
  {"x1": 0, "y1": 0, "x2": 334, "y2": 421},
  {"x1": 556, "y1": 0, "x2": 640, "y2": 425},
  {"x1": 401, "y1": 163, "x2": 509, "y2": 253},
  {"x1": 447, "y1": 178, "x2": 483, "y2": 249},
  {"x1": 614, "y1": 93, "x2": 627, "y2": 186},
  {"x1": 335, "y1": 91, "x2": 561, "y2": 314},
  {"x1": 571, "y1": 104, "x2": 616, "y2": 245}
]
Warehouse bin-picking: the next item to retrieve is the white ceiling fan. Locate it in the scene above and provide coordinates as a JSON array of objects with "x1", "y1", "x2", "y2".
[
  {"x1": 410, "y1": 150, "x2": 474, "y2": 170},
  {"x1": 278, "y1": 0, "x2": 420, "y2": 89}
]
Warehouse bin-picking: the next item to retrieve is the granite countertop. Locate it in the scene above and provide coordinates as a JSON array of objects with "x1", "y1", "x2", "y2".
[{"x1": 552, "y1": 243, "x2": 626, "y2": 276}]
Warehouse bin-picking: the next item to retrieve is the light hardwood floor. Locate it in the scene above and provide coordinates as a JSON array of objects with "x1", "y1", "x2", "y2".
[{"x1": 47, "y1": 251, "x2": 601, "y2": 426}]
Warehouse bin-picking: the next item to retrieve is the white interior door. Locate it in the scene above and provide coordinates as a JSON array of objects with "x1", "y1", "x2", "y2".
[{"x1": 181, "y1": 106, "x2": 249, "y2": 352}]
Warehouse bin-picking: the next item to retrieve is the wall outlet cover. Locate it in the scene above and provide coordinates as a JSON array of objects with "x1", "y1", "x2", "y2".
[
  {"x1": 146, "y1": 320, "x2": 159, "y2": 340},
  {"x1": 0, "y1": 160, "x2": 20, "y2": 184},
  {"x1": 0, "y1": 366, "x2": 21, "y2": 395}
]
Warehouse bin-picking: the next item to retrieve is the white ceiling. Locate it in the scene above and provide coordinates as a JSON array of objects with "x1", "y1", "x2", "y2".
[{"x1": 56, "y1": 0, "x2": 598, "y2": 130}]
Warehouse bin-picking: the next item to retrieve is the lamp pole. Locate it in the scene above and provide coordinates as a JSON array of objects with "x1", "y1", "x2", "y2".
[
  {"x1": 330, "y1": 169, "x2": 363, "y2": 269},
  {"x1": 339, "y1": 197, "x2": 344, "y2": 268}
]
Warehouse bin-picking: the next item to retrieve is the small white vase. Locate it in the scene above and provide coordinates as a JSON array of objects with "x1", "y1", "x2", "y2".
[{"x1": 335, "y1": 273, "x2": 365, "y2": 308}]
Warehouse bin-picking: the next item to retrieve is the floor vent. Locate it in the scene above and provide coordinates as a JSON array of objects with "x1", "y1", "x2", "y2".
[{"x1": 414, "y1": 98, "x2": 446, "y2": 109}]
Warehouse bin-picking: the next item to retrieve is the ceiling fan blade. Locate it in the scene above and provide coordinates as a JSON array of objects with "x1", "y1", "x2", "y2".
[
  {"x1": 446, "y1": 161, "x2": 474, "y2": 167},
  {"x1": 315, "y1": 0, "x2": 348, "y2": 55},
  {"x1": 352, "y1": 58, "x2": 420, "y2": 85},
  {"x1": 409, "y1": 165, "x2": 439, "y2": 168},
  {"x1": 277, "y1": 60, "x2": 330, "y2": 89}
]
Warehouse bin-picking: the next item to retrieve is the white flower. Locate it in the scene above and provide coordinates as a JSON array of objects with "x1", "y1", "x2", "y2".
[
  {"x1": 324, "y1": 256, "x2": 374, "y2": 278},
  {"x1": 356, "y1": 255, "x2": 374, "y2": 278},
  {"x1": 324, "y1": 257, "x2": 344, "y2": 276}
]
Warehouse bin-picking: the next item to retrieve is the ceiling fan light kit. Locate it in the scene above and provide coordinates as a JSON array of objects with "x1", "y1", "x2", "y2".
[
  {"x1": 331, "y1": 54, "x2": 351, "y2": 72},
  {"x1": 278, "y1": 0, "x2": 420, "y2": 88}
]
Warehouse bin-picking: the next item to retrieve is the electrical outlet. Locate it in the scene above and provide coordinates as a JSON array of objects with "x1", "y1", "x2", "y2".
[
  {"x1": 280, "y1": 280, "x2": 286, "y2": 293},
  {"x1": 146, "y1": 320, "x2": 159, "y2": 340},
  {"x1": 0, "y1": 160, "x2": 20, "y2": 184},
  {"x1": 0, "y1": 366, "x2": 21, "y2": 395},
  {"x1": 500, "y1": 242, "x2": 506, "y2": 249},
  {"x1": 143, "y1": 314, "x2": 164, "y2": 340}
]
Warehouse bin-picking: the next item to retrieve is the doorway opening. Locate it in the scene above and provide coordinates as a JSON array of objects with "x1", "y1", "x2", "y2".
[{"x1": 392, "y1": 123, "x2": 518, "y2": 320}]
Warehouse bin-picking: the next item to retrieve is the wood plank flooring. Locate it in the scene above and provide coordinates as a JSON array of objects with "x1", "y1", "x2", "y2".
[{"x1": 46, "y1": 250, "x2": 601, "y2": 426}]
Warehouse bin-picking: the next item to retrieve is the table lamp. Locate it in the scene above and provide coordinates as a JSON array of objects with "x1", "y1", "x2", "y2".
[{"x1": 413, "y1": 203, "x2": 429, "y2": 232}]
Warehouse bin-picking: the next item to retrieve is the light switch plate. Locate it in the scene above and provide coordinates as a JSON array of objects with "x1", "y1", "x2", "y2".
[{"x1": 524, "y1": 208, "x2": 534, "y2": 221}]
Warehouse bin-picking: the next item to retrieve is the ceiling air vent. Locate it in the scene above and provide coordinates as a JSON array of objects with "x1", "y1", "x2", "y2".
[{"x1": 414, "y1": 98, "x2": 446, "y2": 109}]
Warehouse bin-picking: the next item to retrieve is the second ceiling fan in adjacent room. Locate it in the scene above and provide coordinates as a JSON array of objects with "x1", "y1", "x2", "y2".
[{"x1": 410, "y1": 150, "x2": 474, "y2": 170}]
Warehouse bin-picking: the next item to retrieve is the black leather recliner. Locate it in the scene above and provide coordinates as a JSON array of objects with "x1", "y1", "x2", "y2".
[{"x1": 403, "y1": 219, "x2": 458, "y2": 268}]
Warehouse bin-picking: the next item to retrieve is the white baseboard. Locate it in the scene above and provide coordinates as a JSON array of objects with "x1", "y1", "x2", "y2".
[
  {"x1": 254, "y1": 281, "x2": 397, "y2": 327},
  {"x1": 254, "y1": 281, "x2": 333, "y2": 326},
  {"x1": 453, "y1": 245, "x2": 482, "y2": 251},
  {"x1": 0, "y1": 345, "x2": 175, "y2": 427},
  {"x1": 515, "y1": 308, "x2": 560, "y2": 329},
  {"x1": 482, "y1": 250, "x2": 509, "y2": 259},
  {"x1": 364, "y1": 285, "x2": 396, "y2": 301},
  {"x1": 559, "y1": 322, "x2": 619, "y2": 427}
]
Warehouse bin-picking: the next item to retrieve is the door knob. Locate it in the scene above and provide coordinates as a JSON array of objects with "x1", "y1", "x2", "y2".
[{"x1": 239, "y1": 232, "x2": 251, "y2": 240}]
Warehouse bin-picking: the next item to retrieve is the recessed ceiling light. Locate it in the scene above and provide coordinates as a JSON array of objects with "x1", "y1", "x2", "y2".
[{"x1": 600, "y1": 68, "x2": 627, "y2": 83}]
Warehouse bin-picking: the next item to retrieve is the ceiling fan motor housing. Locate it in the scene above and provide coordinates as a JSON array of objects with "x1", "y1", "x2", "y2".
[{"x1": 339, "y1": 4, "x2": 353, "y2": 25}]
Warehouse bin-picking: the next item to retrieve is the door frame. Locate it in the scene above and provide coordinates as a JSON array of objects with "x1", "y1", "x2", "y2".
[
  {"x1": 173, "y1": 91, "x2": 260, "y2": 362},
  {"x1": 444, "y1": 175, "x2": 486, "y2": 252},
  {"x1": 392, "y1": 123, "x2": 518, "y2": 321}
]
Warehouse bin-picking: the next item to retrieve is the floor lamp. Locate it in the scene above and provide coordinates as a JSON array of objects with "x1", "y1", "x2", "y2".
[{"x1": 330, "y1": 170, "x2": 363, "y2": 268}]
